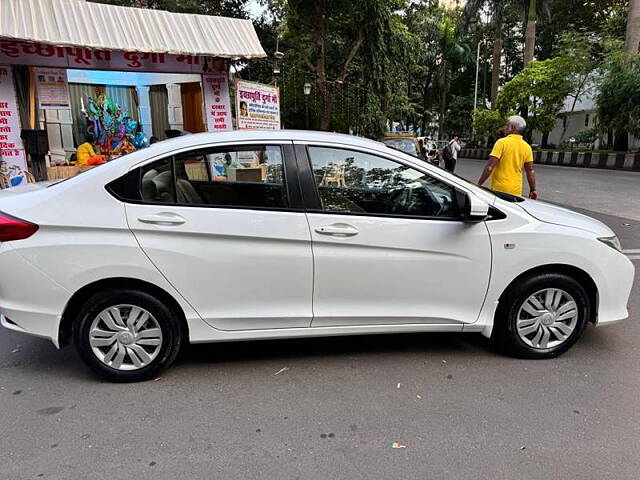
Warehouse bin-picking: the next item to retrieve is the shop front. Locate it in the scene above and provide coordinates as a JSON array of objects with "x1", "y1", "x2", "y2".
[{"x1": 0, "y1": 0, "x2": 267, "y2": 186}]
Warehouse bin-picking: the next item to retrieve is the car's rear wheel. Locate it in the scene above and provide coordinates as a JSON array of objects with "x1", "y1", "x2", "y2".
[
  {"x1": 74, "y1": 289, "x2": 182, "y2": 382},
  {"x1": 492, "y1": 273, "x2": 591, "y2": 358}
]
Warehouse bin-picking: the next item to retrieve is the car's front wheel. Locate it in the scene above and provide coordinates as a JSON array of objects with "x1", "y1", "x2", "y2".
[
  {"x1": 492, "y1": 273, "x2": 591, "y2": 358},
  {"x1": 74, "y1": 289, "x2": 183, "y2": 382}
]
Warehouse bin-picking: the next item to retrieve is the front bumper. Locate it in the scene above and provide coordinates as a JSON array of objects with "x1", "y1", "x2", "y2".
[{"x1": 594, "y1": 251, "x2": 635, "y2": 326}]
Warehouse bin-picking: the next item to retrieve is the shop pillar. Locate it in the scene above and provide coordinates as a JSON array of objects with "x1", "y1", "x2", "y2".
[{"x1": 136, "y1": 86, "x2": 153, "y2": 137}]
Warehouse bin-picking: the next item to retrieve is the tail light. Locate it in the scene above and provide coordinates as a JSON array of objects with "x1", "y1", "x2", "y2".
[{"x1": 0, "y1": 211, "x2": 39, "y2": 241}]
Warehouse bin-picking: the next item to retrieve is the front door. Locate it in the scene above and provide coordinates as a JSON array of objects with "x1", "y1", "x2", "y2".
[
  {"x1": 300, "y1": 145, "x2": 492, "y2": 327},
  {"x1": 126, "y1": 143, "x2": 313, "y2": 331},
  {"x1": 181, "y1": 82, "x2": 206, "y2": 133}
]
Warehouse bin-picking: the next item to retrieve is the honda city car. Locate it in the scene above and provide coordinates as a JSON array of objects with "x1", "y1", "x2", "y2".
[{"x1": 0, "y1": 131, "x2": 634, "y2": 381}]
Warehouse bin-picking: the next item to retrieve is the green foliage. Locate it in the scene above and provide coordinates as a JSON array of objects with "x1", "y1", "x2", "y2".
[
  {"x1": 574, "y1": 127, "x2": 598, "y2": 144},
  {"x1": 596, "y1": 56, "x2": 640, "y2": 137},
  {"x1": 472, "y1": 109, "x2": 506, "y2": 139},
  {"x1": 445, "y1": 95, "x2": 474, "y2": 135},
  {"x1": 91, "y1": 0, "x2": 632, "y2": 144},
  {"x1": 496, "y1": 57, "x2": 573, "y2": 134}
]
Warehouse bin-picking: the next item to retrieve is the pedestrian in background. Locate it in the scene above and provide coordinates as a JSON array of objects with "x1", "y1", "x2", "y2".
[
  {"x1": 477, "y1": 115, "x2": 537, "y2": 199},
  {"x1": 443, "y1": 134, "x2": 461, "y2": 173}
]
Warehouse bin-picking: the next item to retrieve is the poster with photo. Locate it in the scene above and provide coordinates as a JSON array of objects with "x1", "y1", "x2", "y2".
[
  {"x1": 0, "y1": 65, "x2": 29, "y2": 188},
  {"x1": 35, "y1": 67, "x2": 71, "y2": 109},
  {"x1": 235, "y1": 80, "x2": 280, "y2": 130},
  {"x1": 203, "y1": 72, "x2": 232, "y2": 132}
]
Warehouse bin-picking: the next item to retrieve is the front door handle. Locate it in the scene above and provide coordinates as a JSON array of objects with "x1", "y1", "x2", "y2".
[
  {"x1": 315, "y1": 224, "x2": 359, "y2": 237},
  {"x1": 138, "y1": 212, "x2": 186, "y2": 226}
]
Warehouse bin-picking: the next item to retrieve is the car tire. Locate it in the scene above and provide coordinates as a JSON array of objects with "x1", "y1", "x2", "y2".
[
  {"x1": 74, "y1": 289, "x2": 183, "y2": 382},
  {"x1": 491, "y1": 273, "x2": 591, "y2": 359}
]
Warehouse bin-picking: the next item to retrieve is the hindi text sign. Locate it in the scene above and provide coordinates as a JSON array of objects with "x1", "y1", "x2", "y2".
[
  {"x1": 203, "y1": 72, "x2": 232, "y2": 132},
  {"x1": 0, "y1": 65, "x2": 29, "y2": 188},
  {"x1": 236, "y1": 80, "x2": 280, "y2": 130}
]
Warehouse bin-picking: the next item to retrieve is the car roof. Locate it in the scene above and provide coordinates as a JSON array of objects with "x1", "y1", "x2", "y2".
[{"x1": 149, "y1": 130, "x2": 386, "y2": 152}]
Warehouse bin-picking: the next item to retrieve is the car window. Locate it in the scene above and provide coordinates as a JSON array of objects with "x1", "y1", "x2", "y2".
[
  {"x1": 308, "y1": 146, "x2": 458, "y2": 218},
  {"x1": 140, "y1": 158, "x2": 175, "y2": 203},
  {"x1": 140, "y1": 145, "x2": 288, "y2": 209}
]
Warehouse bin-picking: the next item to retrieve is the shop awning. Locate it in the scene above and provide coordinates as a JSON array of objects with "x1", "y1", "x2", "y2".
[{"x1": 0, "y1": 0, "x2": 266, "y2": 59}]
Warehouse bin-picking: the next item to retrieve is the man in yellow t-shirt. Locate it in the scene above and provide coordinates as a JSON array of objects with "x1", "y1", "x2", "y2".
[{"x1": 477, "y1": 115, "x2": 537, "y2": 199}]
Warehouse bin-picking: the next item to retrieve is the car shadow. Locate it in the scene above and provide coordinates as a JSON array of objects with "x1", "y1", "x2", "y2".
[
  {"x1": 178, "y1": 331, "x2": 495, "y2": 367},
  {"x1": 3, "y1": 321, "x2": 628, "y2": 382}
]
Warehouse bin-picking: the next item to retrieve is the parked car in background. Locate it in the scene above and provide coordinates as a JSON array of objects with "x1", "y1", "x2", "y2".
[
  {"x1": 380, "y1": 133, "x2": 424, "y2": 160},
  {"x1": 0, "y1": 131, "x2": 634, "y2": 382}
]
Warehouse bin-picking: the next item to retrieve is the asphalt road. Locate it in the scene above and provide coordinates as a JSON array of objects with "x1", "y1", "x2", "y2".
[{"x1": 2, "y1": 160, "x2": 639, "y2": 480}]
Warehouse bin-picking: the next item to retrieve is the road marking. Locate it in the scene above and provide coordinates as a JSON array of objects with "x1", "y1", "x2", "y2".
[
  {"x1": 627, "y1": 255, "x2": 640, "y2": 261},
  {"x1": 622, "y1": 249, "x2": 640, "y2": 254}
]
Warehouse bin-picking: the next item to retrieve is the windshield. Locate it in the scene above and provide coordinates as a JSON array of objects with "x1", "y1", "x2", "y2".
[{"x1": 381, "y1": 138, "x2": 418, "y2": 157}]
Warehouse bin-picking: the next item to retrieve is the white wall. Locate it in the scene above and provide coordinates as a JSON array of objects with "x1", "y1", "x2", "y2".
[
  {"x1": 66, "y1": 70, "x2": 201, "y2": 87},
  {"x1": 532, "y1": 110, "x2": 595, "y2": 147}
]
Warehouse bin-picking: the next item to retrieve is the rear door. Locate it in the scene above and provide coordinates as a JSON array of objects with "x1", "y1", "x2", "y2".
[
  {"x1": 295, "y1": 143, "x2": 492, "y2": 328},
  {"x1": 124, "y1": 142, "x2": 314, "y2": 331}
]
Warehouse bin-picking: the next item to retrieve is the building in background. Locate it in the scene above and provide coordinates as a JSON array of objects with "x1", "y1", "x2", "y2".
[{"x1": 0, "y1": 0, "x2": 265, "y2": 180}]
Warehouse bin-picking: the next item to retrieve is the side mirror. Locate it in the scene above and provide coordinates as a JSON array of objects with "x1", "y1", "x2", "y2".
[{"x1": 456, "y1": 191, "x2": 489, "y2": 222}]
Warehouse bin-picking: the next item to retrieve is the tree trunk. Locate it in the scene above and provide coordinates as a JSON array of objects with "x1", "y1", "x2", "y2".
[
  {"x1": 558, "y1": 75, "x2": 589, "y2": 145},
  {"x1": 523, "y1": 0, "x2": 536, "y2": 66},
  {"x1": 490, "y1": 4, "x2": 504, "y2": 109},
  {"x1": 421, "y1": 71, "x2": 433, "y2": 135},
  {"x1": 319, "y1": 86, "x2": 335, "y2": 131},
  {"x1": 438, "y1": 63, "x2": 449, "y2": 140},
  {"x1": 541, "y1": 132, "x2": 549, "y2": 148},
  {"x1": 306, "y1": 0, "x2": 364, "y2": 132},
  {"x1": 491, "y1": 38, "x2": 502, "y2": 109},
  {"x1": 614, "y1": 131, "x2": 629, "y2": 151},
  {"x1": 626, "y1": 0, "x2": 640, "y2": 56}
]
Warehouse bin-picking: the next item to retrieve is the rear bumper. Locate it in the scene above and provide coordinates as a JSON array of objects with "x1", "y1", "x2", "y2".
[
  {"x1": 0, "y1": 243, "x2": 69, "y2": 348},
  {"x1": 0, "y1": 312, "x2": 61, "y2": 347}
]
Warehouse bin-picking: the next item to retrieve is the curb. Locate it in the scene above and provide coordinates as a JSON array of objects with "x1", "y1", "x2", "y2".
[{"x1": 460, "y1": 149, "x2": 640, "y2": 172}]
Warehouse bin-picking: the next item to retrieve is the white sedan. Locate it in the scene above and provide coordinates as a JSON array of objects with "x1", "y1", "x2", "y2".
[{"x1": 0, "y1": 131, "x2": 634, "y2": 381}]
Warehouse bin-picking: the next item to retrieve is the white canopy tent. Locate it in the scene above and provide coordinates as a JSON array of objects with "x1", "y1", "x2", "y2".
[{"x1": 0, "y1": 0, "x2": 266, "y2": 59}]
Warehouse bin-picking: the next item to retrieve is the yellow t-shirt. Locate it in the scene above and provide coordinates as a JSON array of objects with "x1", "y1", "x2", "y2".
[{"x1": 489, "y1": 134, "x2": 534, "y2": 196}]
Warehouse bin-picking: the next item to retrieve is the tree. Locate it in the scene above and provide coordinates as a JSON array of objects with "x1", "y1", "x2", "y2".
[
  {"x1": 435, "y1": 15, "x2": 471, "y2": 139},
  {"x1": 496, "y1": 57, "x2": 573, "y2": 138},
  {"x1": 489, "y1": 0, "x2": 506, "y2": 107},
  {"x1": 445, "y1": 94, "x2": 475, "y2": 136},
  {"x1": 283, "y1": 0, "x2": 395, "y2": 131},
  {"x1": 593, "y1": 2, "x2": 638, "y2": 150},
  {"x1": 472, "y1": 108, "x2": 505, "y2": 143},
  {"x1": 523, "y1": 0, "x2": 537, "y2": 65},
  {"x1": 554, "y1": 32, "x2": 599, "y2": 144},
  {"x1": 596, "y1": 57, "x2": 640, "y2": 147},
  {"x1": 626, "y1": 0, "x2": 640, "y2": 56}
]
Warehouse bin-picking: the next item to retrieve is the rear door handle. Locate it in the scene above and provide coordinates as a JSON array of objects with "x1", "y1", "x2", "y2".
[
  {"x1": 315, "y1": 224, "x2": 359, "y2": 237},
  {"x1": 137, "y1": 212, "x2": 186, "y2": 226}
]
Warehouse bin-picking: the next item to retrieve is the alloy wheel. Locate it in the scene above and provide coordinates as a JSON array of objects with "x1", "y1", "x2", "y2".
[
  {"x1": 88, "y1": 305, "x2": 163, "y2": 371},
  {"x1": 516, "y1": 288, "x2": 579, "y2": 349}
]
